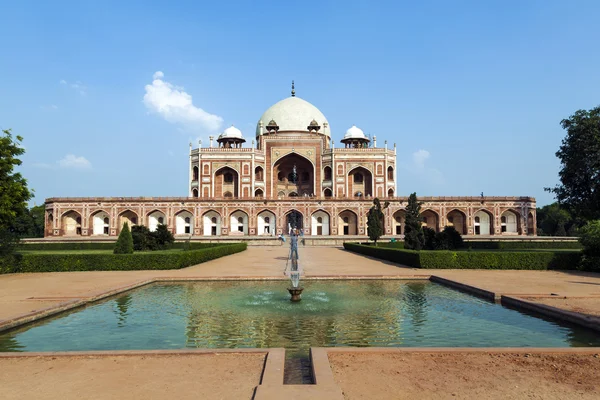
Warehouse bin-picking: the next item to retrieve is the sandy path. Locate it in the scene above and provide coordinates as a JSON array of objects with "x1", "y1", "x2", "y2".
[
  {"x1": 0, "y1": 353, "x2": 265, "y2": 400},
  {"x1": 330, "y1": 351, "x2": 600, "y2": 400}
]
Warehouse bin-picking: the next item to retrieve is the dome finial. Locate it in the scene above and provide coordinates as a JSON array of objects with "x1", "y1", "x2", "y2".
[{"x1": 291, "y1": 80, "x2": 295, "y2": 97}]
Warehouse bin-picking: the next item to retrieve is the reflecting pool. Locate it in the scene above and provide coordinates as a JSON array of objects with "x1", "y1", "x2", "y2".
[{"x1": 1, "y1": 281, "x2": 599, "y2": 353}]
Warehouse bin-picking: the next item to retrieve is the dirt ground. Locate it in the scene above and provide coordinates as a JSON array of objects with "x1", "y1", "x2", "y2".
[
  {"x1": 524, "y1": 297, "x2": 600, "y2": 318},
  {"x1": 329, "y1": 352, "x2": 600, "y2": 400},
  {"x1": 0, "y1": 353, "x2": 265, "y2": 400}
]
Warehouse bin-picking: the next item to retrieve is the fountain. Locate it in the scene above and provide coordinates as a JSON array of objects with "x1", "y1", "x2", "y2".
[{"x1": 285, "y1": 229, "x2": 304, "y2": 301}]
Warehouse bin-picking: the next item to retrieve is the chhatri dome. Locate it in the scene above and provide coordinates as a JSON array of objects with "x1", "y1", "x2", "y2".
[
  {"x1": 218, "y1": 125, "x2": 244, "y2": 140},
  {"x1": 343, "y1": 125, "x2": 367, "y2": 140},
  {"x1": 256, "y1": 81, "x2": 330, "y2": 137}
]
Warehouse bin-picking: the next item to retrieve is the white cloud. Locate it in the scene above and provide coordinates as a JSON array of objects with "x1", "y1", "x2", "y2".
[
  {"x1": 143, "y1": 71, "x2": 223, "y2": 132},
  {"x1": 412, "y1": 149, "x2": 430, "y2": 169},
  {"x1": 398, "y1": 149, "x2": 444, "y2": 186},
  {"x1": 58, "y1": 154, "x2": 91, "y2": 169},
  {"x1": 60, "y1": 79, "x2": 87, "y2": 95},
  {"x1": 41, "y1": 104, "x2": 58, "y2": 111}
]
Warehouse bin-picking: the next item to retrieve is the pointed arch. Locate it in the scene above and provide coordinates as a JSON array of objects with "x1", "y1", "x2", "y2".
[
  {"x1": 338, "y1": 209, "x2": 358, "y2": 235},
  {"x1": 473, "y1": 209, "x2": 494, "y2": 235},
  {"x1": 214, "y1": 166, "x2": 239, "y2": 198},
  {"x1": 118, "y1": 209, "x2": 138, "y2": 232},
  {"x1": 90, "y1": 209, "x2": 110, "y2": 235},
  {"x1": 348, "y1": 166, "x2": 373, "y2": 197},
  {"x1": 257, "y1": 209, "x2": 276, "y2": 235},
  {"x1": 175, "y1": 209, "x2": 194, "y2": 235},
  {"x1": 392, "y1": 210, "x2": 405, "y2": 235},
  {"x1": 500, "y1": 209, "x2": 520, "y2": 234},
  {"x1": 446, "y1": 209, "x2": 467, "y2": 234},
  {"x1": 420, "y1": 209, "x2": 440, "y2": 232},
  {"x1": 147, "y1": 209, "x2": 166, "y2": 232},
  {"x1": 230, "y1": 209, "x2": 249, "y2": 235},
  {"x1": 311, "y1": 209, "x2": 330, "y2": 235},
  {"x1": 61, "y1": 210, "x2": 82, "y2": 236},
  {"x1": 202, "y1": 210, "x2": 221, "y2": 236}
]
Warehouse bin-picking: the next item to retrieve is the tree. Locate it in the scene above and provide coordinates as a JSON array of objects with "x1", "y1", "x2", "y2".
[
  {"x1": 423, "y1": 227, "x2": 436, "y2": 250},
  {"x1": 579, "y1": 220, "x2": 600, "y2": 271},
  {"x1": 114, "y1": 223, "x2": 134, "y2": 254},
  {"x1": 0, "y1": 129, "x2": 32, "y2": 256},
  {"x1": 131, "y1": 225, "x2": 156, "y2": 251},
  {"x1": 13, "y1": 205, "x2": 45, "y2": 238},
  {"x1": 434, "y1": 226, "x2": 464, "y2": 250},
  {"x1": 536, "y1": 202, "x2": 579, "y2": 236},
  {"x1": 367, "y1": 198, "x2": 389, "y2": 246},
  {"x1": 153, "y1": 224, "x2": 174, "y2": 249},
  {"x1": 546, "y1": 106, "x2": 600, "y2": 221},
  {"x1": 404, "y1": 192, "x2": 424, "y2": 250}
]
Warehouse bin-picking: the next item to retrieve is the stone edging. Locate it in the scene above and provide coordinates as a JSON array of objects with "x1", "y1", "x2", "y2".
[{"x1": 501, "y1": 295, "x2": 600, "y2": 333}]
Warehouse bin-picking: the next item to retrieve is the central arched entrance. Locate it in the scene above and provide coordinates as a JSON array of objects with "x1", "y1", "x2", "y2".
[
  {"x1": 273, "y1": 153, "x2": 314, "y2": 197},
  {"x1": 285, "y1": 210, "x2": 303, "y2": 234}
]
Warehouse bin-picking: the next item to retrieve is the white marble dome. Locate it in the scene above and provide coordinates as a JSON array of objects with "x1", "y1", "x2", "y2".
[
  {"x1": 343, "y1": 125, "x2": 367, "y2": 140},
  {"x1": 219, "y1": 125, "x2": 244, "y2": 140},
  {"x1": 256, "y1": 96, "x2": 330, "y2": 137}
]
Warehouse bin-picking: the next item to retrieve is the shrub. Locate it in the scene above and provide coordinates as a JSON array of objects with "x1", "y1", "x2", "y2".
[
  {"x1": 2, "y1": 243, "x2": 247, "y2": 273},
  {"x1": 132, "y1": 225, "x2": 157, "y2": 251},
  {"x1": 343, "y1": 243, "x2": 580, "y2": 270},
  {"x1": 18, "y1": 241, "x2": 224, "y2": 251},
  {"x1": 423, "y1": 227, "x2": 436, "y2": 250},
  {"x1": 434, "y1": 226, "x2": 464, "y2": 250},
  {"x1": 114, "y1": 223, "x2": 133, "y2": 254},
  {"x1": 579, "y1": 220, "x2": 600, "y2": 271},
  {"x1": 465, "y1": 241, "x2": 581, "y2": 250},
  {"x1": 153, "y1": 224, "x2": 174, "y2": 249}
]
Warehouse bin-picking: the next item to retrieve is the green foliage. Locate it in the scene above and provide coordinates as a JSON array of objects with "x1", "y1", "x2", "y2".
[
  {"x1": 404, "y1": 192, "x2": 424, "y2": 250},
  {"x1": 536, "y1": 203, "x2": 579, "y2": 236},
  {"x1": 18, "y1": 241, "x2": 222, "y2": 251},
  {"x1": 113, "y1": 223, "x2": 134, "y2": 254},
  {"x1": 546, "y1": 106, "x2": 600, "y2": 221},
  {"x1": 1, "y1": 243, "x2": 247, "y2": 274},
  {"x1": 367, "y1": 198, "x2": 389, "y2": 245},
  {"x1": 131, "y1": 224, "x2": 175, "y2": 251},
  {"x1": 15, "y1": 205, "x2": 46, "y2": 238},
  {"x1": 344, "y1": 243, "x2": 581, "y2": 270},
  {"x1": 579, "y1": 220, "x2": 600, "y2": 271},
  {"x1": 0, "y1": 129, "x2": 33, "y2": 256},
  {"x1": 423, "y1": 227, "x2": 436, "y2": 250},
  {"x1": 344, "y1": 243, "x2": 421, "y2": 267},
  {"x1": 466, "y1": 240, "x2": 581, "y2": 250},
  {"x1": 434, "y1": 226, "x2": 464, "y2": 250},
  {"x1": 153, "y1": 224, "x2": 175, "y2": 249},
  {"x1": 131, "y1": 225, "x2": 157, "y2": 251}
]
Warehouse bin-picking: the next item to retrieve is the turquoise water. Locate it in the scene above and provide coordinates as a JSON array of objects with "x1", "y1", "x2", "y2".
[{"x1": 1, "y1": 281, "x2": 599, "y2": 353}]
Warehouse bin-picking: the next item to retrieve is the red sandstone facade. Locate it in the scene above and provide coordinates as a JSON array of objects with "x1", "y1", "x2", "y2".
[{"x1": 44, "y1": 91, "x2": 536, "y2": 238}]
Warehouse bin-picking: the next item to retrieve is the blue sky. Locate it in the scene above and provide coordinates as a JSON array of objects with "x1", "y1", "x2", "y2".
[{"x1": 1, "y1": 0, "x2": 599, "y2": 206}]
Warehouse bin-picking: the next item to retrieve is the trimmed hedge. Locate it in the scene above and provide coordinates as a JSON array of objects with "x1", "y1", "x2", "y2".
[
  {"x1": 465, "y1": 241, "x2": 581, "y2": 250},
  {"x1": 343, "y1": 243, "x2": 581, "y2": 270},
  {"x1": 17, "y1": 241, "x2": 227, "y2": 251},
  {"x1": 1, "y1": 243, "x2": 247, "y2": 274}
]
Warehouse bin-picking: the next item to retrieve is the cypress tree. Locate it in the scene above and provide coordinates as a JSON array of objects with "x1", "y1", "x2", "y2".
[
  {"x1": 367, "y1": 198, "x2": 389, "y2": 246},
  {"x1": 404, "y1": 192, "x2": 425, "y2": 250},
  {"x1": 114, "y1": 222, "x2": 134, "y2": 254}
]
